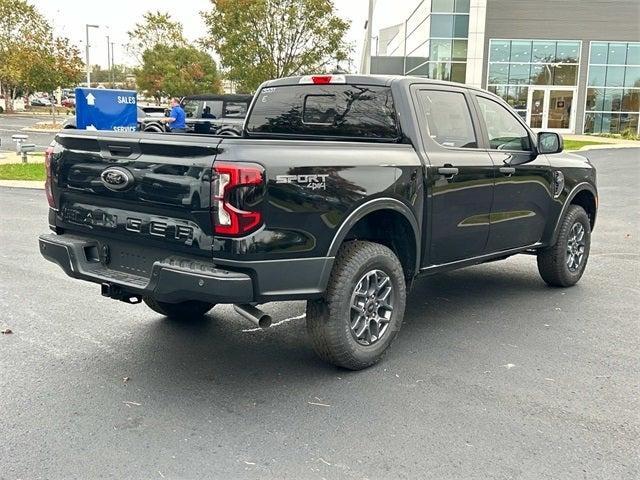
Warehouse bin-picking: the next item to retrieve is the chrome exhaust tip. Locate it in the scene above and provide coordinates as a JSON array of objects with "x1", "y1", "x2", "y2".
[{"x1": 234, "y1": 304, "x2": 272, "y2": 329}]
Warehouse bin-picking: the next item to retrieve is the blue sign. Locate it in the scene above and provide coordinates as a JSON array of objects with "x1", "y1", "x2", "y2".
[{"x1": 75, "y1": 88, "x2": 137, "y2": 131}]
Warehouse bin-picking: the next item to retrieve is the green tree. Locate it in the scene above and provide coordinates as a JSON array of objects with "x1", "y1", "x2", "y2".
[
  {"x1": 201, "y1": 0, "x2": 351, "y2": 92},
  {"x1": 90, "y1": 64, "x2": 133, "y2": 86},
  {"x1": 0, "y1": 0, "x2": 83, "y2": 112},
  {"x1": 126, "y1": 10, "x2": 187, "y2": 62},
  {"x1": 0, "y1": 0, "x2": 47, "y2": 111},
  {"x1": 42, "y1": 37, "x2": 84, "y2": 92},
  {"x1": 136, "y1": 44, "x2": 222, "y2": 101}
]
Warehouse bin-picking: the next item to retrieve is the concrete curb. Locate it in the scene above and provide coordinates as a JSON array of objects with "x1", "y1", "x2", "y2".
[
  {"x1": 0, "y1": 180, "x2": 45, "y2": 189},
  {"x1": 22, "y1": 127, "x2": 61, "y2": 133},
  {"x1": 0, "y1": 112, "x2": 60, "y2": 118}
]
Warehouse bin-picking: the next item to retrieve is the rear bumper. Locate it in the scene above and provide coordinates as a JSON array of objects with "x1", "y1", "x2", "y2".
[
  {"x1": 39, "y1": 233, "x2": 254, "y2": 304},
  {"x1": 39, "y1": 233, "x2": 334, "y2": 303}
]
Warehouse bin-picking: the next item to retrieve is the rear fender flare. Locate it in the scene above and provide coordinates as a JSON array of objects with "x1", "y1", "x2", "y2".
[{"x1": 327, "y1": 197, "x2": 420, "y2": 274}]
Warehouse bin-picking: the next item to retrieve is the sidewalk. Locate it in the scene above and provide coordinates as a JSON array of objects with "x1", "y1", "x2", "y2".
[
  {"x1": 0, "y1": 179, "x2": 44, "y2": 189},
  {"x1": 564, "y1": 134, "x2": 640, "y2": 150}
]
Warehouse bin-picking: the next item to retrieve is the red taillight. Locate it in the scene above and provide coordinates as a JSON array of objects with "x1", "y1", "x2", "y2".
[
  {"x1": 44, "y1": 146, "x2": 55, "y2": 208},
  {"x1": 211, "y1": 162, "x2": 264, "y2": 236}
]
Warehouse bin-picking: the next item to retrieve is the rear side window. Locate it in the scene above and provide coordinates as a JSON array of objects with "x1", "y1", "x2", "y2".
[
  {"x1": 417, "y1": 90, "x2": 477, "y2": 148},
  {"x1": 246, "y1": 85, "x2": 399, "y2": 140}
]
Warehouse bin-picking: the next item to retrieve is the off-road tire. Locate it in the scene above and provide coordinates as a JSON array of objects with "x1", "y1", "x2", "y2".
[
  {"x1": 537, "y1": 205, "x2": 591, "y2": 287},
  {"x1": 143, "y1": 297, "x2": 215, "y2": 319},
  {"x1": 306, "y1": 241, "x2": 407, "y2": 370}
]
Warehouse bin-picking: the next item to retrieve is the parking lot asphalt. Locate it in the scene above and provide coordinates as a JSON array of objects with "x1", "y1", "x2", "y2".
[
  {"x1": 0, "y1": 114, "x2": 60, "y2": 151},
  {"x1": 0, "y1": 149, "x2": 638, "y2": 479}
]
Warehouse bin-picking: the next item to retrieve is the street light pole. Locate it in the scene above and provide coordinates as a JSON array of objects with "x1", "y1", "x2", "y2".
[
  {"x1": 360, "y1": 0, "x2": 376, "y2": 74},
  {"x1": 111, "y1": 42, "x2": 115, "y2": 84},
  {"x1": 85, "y1": 24, "x2": 99, "y2": 87},
  {"x1": 106, "y1": 35, "x2": 111, "y2": 85}
]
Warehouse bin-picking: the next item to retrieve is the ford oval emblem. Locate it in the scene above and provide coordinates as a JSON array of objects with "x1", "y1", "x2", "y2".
[{"x1": 100, "y1": 167, "x2": 134, "y2": 191}]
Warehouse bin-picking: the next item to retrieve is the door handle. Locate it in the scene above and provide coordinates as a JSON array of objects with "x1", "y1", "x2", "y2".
[
  {"x1": 438, "y1": 167, "x2": 459, "y2": 177},
  {"x1": 499, "y1": 167, "x2": 515, "y2": 176}
]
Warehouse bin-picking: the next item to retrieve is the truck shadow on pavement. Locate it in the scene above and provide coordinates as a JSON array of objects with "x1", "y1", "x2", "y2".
[{"x1": 93, "y1": 258, "x2": 572, "y2": 398}]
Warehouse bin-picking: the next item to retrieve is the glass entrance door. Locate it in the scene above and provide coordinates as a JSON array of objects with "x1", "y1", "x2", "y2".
[
  {"x1": 547, "y1": 90, "x2": 573, "y2": 129},
  {"x1": 530, "y1": 90, "x2": 545, "y2": 128},
  {"x1": 527, "y1": 88, "x2": 576, "y2": 132}
]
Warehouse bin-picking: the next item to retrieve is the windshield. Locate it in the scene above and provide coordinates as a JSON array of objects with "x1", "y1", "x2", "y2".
[{"x1": 246, "y1": 84, "x2": 399, "y2": 140}]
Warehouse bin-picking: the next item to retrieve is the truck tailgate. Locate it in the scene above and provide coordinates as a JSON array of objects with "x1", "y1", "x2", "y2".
[{"x1": 50, "y1": 131, "x2": 221, "y2": 257}]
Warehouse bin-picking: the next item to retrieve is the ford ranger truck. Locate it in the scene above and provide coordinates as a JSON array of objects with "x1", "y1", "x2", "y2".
[{"x1": 39, "y1": 75, "x2": 597, "y2": 370}]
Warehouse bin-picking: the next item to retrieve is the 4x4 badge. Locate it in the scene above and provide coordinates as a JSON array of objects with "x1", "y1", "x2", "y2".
[
  {"x1": 100, "y1": 167, "x2": 134, "y2": 191},
  {"x1": 276, "y1": 174, "x2": 328, "y2": 190}
]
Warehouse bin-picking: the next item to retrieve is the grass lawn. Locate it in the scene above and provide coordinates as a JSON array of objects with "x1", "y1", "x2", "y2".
[
  {"x1": 0, "y1": 163, "x2": 46, "y2": 181},
  {"x1": 563, "y1": 139, "x2": 608, "y2": 151}
]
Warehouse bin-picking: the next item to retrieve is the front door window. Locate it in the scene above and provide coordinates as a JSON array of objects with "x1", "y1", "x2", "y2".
[{"x1": 527, "y1": 88, "x2": 575, "y2": 131}]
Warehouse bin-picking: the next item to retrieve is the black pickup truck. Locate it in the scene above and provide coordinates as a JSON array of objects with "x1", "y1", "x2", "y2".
[{"x1": 39, "y1": 74, "x2": 597, "y2": 370}]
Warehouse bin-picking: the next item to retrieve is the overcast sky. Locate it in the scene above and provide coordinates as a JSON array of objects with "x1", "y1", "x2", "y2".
[{"x1": 33, "y1": 0, "x2": 416, "y2": 70}]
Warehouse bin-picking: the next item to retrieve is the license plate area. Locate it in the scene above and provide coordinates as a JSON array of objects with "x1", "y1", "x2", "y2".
[
  {"x1": 94, "y1": 239, "x2": 170, "y2": 278},
  {"x1": 109, "y1": 247, "x2": 155, "y2": 277}
]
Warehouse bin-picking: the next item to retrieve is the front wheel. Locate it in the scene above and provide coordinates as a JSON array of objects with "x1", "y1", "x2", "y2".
[
  {"x1": 306, "y1": 241, "x2": 407, "y2": 370},
  {"x1": 537, "y1": 205, "x2": 591, "y2": 287},
  {"x1": 143, "y1": 297, "x2": 215, "y2": 319}
]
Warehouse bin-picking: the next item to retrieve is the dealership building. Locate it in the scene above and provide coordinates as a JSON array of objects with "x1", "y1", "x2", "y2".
[{"x1": 370, "y1": 0, "x2": 640, "y2": 135}]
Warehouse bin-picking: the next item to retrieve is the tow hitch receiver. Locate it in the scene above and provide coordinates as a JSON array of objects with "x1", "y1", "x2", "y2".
[{"x1": 101, "y1": 283, "x2": 142, "y2": 304}]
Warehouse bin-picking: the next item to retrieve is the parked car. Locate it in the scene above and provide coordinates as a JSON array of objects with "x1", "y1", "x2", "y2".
[
  {"x1": 61, "y1": 105, "x2": 165, "y2": 132},
  {"x1": 139, "y1": 94, "x2": 252, "y2": 134},
  {"x1": 30, "y1": 97, "x2": 52, "y2": 107},
  {"x1": 61, "y1": 95, "x2": 75, "y2": 108},
  {"x1": 182, "y1": 94, "x2": 252, "y2": 135},
  {"x1": 39, "y1": 75, "x2": 598, "y2": 370}
]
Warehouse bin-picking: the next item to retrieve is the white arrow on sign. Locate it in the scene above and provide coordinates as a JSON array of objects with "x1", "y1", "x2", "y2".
[{"x1": 86, "y1": 93, "x2": 96, "y2": 106}]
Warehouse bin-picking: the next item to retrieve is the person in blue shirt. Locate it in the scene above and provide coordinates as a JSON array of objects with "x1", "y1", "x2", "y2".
[{"x1": 161, "y1": 97, "x2": 186, "y2": 133}]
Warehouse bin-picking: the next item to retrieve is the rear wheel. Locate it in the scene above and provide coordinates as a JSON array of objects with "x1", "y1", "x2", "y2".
[
  {"x1": 306, "y1": 241, "x2": 406, "y2": 370},
  {"x1": 537, "y1": 205, "x2": 591, "y2": 287},
  {"x1": 143, "y1": 297, "x2": 215, "y2": 319}
]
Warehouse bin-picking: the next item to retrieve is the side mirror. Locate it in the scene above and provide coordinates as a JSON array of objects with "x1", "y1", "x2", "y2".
[{"x1": 537, "y1": 132, "x2": 563, "y2": 154}]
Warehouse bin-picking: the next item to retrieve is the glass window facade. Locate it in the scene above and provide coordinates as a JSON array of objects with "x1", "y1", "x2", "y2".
[
  {"x1": 400, "y1": 0, "x2": 469, "y2": 82},
  {"x1": 584, "y1": 41, "x2": 640, "y2": 135},
  {"x1": 487, "y1": 39, "x2": 581, "y2": 120}
]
